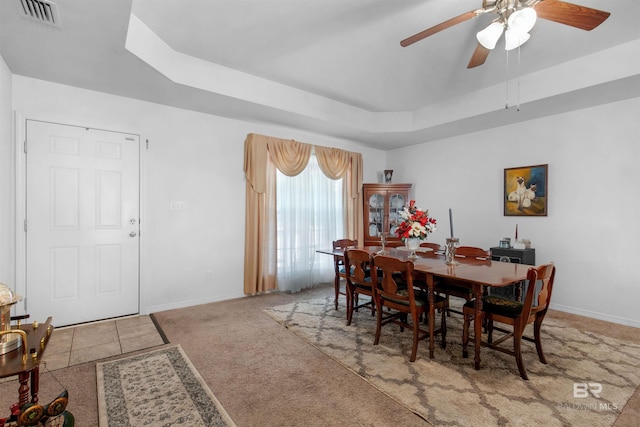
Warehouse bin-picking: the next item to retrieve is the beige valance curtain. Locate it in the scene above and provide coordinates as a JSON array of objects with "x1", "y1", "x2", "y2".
[{"x1": 243, "y1": 132, "x2": 363, "y2": 295}]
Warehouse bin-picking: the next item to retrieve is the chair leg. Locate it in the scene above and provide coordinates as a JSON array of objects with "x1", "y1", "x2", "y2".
[
  {"x1": 374, "y1": 301, "x2": 382, "y2": 345},
  {"x1": 440, "y1": 307, "x2": 447, "y2": 349},
  {"x1": 487, "y1": 319, "x2": 494, "y2": 344},
  {"x1": 513, "y1": 328, "x2": 529, "y2": 380},
  {"x1": 334, "y1": 274, "x2": 340, "y2": 310},
  {"x1": 533, "y1": 314, "x2": 547, "y2": 364},
  {"x1": 346, "y1": 286, "x2": 353, "y2": 326}
]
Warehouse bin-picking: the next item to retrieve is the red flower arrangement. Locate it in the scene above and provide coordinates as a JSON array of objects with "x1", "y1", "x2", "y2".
[{"x1": 394, "y1": 200, "x2": 437, "y2": 240}]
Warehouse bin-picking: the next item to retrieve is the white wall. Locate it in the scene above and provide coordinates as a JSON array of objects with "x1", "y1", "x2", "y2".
[
  {"x1": 0, "y1": 55, "x2": 14, "y2": 289},
  {"x1": 6, "y1": 69, "x2": 638, "y2": 327},
  {"x1": 8, "y1": 75, "x2": 387, "y2": 314},
  {"x1": 387, "y1": 98, "x2": 640, "y2": 327}
]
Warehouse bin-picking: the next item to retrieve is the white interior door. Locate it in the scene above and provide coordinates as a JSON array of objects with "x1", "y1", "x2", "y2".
[{"x1": 25, "y1": 120, "x2": 140, "y2": 326}]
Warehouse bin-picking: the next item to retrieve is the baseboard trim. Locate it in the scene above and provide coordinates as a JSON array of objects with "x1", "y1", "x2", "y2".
[
  {"x1": 550, "y1": 302, "x2": 640, "y2": 328},
  {"x1": 146, "y1": 292, "x2": 245, "y2": 315}
]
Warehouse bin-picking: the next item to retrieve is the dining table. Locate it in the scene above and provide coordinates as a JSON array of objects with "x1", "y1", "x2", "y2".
[{"x1": 316, "y1": 245, "x2": 531, "y2": 370}]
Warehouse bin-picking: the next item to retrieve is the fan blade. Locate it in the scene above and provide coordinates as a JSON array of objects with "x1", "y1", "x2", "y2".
[
  {"x1": 534, "y1": 0, "x2": 610, "y2": 31},
  {"x1": 401, "y1": 10, "x2": 479, "y2": 47},
  {"x1": 467, "y1": 43, "x2": 491, "y2": 68}
]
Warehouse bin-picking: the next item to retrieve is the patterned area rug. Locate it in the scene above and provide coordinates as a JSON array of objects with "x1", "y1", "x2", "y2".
[
  {"x1": 96, "y1": 345, "x2": 235, "y2": 427},
  {"x1": 264, "y1": 297, "x2": 640, "y2": 426}
]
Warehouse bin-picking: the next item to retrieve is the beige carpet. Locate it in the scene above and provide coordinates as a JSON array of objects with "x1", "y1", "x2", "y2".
[
  {"x1": 265, "y1": 296, "x2": 640, "y2": 427},
  {"x1": 96, "y1": 344, "x2": 235, "y2": 427}
]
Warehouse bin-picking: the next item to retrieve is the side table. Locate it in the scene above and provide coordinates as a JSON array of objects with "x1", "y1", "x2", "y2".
[
  {"x1": 0, "y1": 317, "x2": 54, "y2": 406},
  {"x1": 490, "y1": 247, "x2": 536, "y2": 300},
  {"x1": 490, "y1": 247, "x2": 536, "y2": 265}
]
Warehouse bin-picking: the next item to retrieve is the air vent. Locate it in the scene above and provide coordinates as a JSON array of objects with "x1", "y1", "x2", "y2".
[{"x1": 19, "y1": 0, "x2": 61, "y2": 28}]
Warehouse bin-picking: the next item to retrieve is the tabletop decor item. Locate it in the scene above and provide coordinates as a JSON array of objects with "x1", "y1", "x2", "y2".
[
  {"x1": 394, "y1": 200, "x2": 436, "y2": 260},
  {"x1": 445, "y1": 237, "x2": 460, "y2": 265}
]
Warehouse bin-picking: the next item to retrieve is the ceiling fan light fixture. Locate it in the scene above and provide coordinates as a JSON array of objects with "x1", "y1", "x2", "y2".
[
  {"x1": 476, "y1": 21, "x2": 504, "y2": 50},
  {"x1": 504, "y1": 28, "x2": 530, "y2": 50},
  {"x1": 507, "y1": 7, "x2": 537, "y2": 33}
]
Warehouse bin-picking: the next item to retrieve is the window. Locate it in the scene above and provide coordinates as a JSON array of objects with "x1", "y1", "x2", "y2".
[{"x1": 276, "y1": 154, "x2": 343, "y2": 292}]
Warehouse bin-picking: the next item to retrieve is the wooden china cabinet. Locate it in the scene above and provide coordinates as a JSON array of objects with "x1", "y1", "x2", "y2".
[{"x1": 363, "y1": 183, "x2": 412, "y2": 246}]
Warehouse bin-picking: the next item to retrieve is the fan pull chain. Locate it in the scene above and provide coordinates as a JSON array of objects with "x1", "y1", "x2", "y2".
[
  {"x1": 505, "y1": 49, "x2": 510, "y2": 109},
  {"x1": 517, "y1": 44, "x2": 521, "y2": 111},
  {"x1": 504, "y1": 47, "x2": 522, "y2": 111}
]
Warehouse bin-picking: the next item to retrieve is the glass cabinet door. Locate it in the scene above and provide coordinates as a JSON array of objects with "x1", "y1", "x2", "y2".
[
  {"x1": 363, "y1": 183, "x2": 411, "y2": 245},
  {"x1": 368, "y1": 193, "x2": 384, "y2": 237},
  {"x1": 388, "y1": 193, "x2": 406, "y2": 236}
]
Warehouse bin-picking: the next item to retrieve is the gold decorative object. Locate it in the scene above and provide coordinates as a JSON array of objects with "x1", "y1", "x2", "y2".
[
  {"x1": 0, "y1": 283, "x2": 24, "y2": 356},
  {"x1": 0, "y1": 329, "x2": 28, "y2": 363}
]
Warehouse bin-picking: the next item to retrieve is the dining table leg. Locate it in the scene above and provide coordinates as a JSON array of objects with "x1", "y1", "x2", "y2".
[
  {"x1": 427, "y1": 274, "x2": 436, "y2": 358},
  {"x1": 333, "y1": 255, "x2": 340, "y2": 310},
  {"x1": 473, "y1": 283, "x2": 483, "y2": 370}
]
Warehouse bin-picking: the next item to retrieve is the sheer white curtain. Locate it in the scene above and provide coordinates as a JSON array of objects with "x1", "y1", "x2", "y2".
[{"x1": 276, "y1": 154, "x2": 343, "y2": 292}]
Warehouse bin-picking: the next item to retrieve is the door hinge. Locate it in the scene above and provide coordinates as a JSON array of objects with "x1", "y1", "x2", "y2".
[
  {"x1": 24, "y1": 139, "x2": 27, "y2": 153},
  {"x1": 24, "y1": 219, "x2": 27, "y2": 232}
]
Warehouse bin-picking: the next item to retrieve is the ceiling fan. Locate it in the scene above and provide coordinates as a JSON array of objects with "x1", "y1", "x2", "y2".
[{"x1": 401, "y1": 0, "x2": 611, "y2": 68}]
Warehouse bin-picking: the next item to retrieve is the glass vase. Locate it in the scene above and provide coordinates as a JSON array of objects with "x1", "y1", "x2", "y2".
[{"x1": 405, "y1": 237, "x2": 420, "y2": 261}]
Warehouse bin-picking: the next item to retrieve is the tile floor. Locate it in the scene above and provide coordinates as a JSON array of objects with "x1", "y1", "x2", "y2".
[{"x1": 40, "y1": 315, "x2": 167, "y2": 371}]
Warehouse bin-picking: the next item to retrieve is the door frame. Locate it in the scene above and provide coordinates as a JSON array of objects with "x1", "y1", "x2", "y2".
[{"x1": 13, "y1": 112, "x2": 146, "y2": 318}]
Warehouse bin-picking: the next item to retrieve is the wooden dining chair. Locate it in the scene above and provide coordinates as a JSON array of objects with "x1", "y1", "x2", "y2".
[
  {"x1": 419, "y1": 242, "x2": 443, "y2": 253},
  {"x1": 462, "y1": 262, "x2": 556, "y2": 380},
  {"x1": 332, "y1": 239, "x2": 358, "y2": 310},
  {"x1": 435, "y1": 246, "x2": 491, "y2": 315},
  {"x1": 344, "y1": 248, "x2": 375, "y2": 326},
  {"x1": 371, "y1": 254, "x2": 447, "y2": 362},
  {"x1": 385, "y1": 241, "x2": 405, "y2": 248}
]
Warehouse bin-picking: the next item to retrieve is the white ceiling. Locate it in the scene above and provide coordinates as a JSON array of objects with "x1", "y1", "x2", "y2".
[{"x1": 1, "y1": 0, "x2": 639, "y2": 150}]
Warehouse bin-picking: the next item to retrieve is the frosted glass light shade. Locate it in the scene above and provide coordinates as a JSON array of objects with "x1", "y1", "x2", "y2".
[
  {"x1": 507, "y1": 7, "x2": 537, "y2": 33},
  {"x1": 476, "y1": 21, "x2": 504, "y2": 50},
  {"x1": 505, "y1": 28, "x2": 530, "y2": 50}
]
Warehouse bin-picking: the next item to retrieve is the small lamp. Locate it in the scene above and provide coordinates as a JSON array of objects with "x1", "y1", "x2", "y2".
[
  {"x1": 476, "y1": 21, "x2": 504, "y2": 50},
  {"x1": 504, "y1": 7, "x2": 536, "y2": 50},
  {"x1": 507, "y1": 7, "x2": 537, "y2": 34},
  {"x1": 504, "y1": 28, "x2": 531, "y2": 50}
]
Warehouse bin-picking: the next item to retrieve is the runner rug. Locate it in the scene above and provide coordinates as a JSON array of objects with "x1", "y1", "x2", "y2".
[
  {"x1": 96, "y1": 344, "x2": 235, "y2": 427},
  {"x1": 264, "y1": 297, "x2": 640, "y2": 426}
]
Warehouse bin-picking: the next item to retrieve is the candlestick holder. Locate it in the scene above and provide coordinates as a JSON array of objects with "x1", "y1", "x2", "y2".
[
  {"x1": 377, "y1": 232, "x2": 388, "y2": 254},
  {"x1": 445, "y1": 237, "x2": 460, "y2": 265}
]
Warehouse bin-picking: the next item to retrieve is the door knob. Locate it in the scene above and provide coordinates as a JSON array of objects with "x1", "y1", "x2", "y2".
[{"x1": 129, "y1": 231, "x2": 137, "y2": 237}]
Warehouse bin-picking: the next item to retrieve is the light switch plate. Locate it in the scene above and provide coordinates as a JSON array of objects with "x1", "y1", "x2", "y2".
[{"x1": 170, "y1": 201, "x2": 185, "y2": 211}]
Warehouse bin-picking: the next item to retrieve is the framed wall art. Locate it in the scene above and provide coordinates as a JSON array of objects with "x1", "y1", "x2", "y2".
[{"x1": 504, "y1": 164, "x2": 548, "y2": 216}]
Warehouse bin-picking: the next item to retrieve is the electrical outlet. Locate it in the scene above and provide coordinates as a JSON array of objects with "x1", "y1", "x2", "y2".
[{"x1": 206, "y1": 270, "x2": 214, "y2": 280}]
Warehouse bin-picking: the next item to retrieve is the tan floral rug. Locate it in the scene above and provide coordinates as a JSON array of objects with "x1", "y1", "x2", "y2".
[
  {"x1": 264, "y1": 297, "x2": 640, "y2": 426},
  {"x1": 96, "y1": 345, "x2": 235, "y2": 426}
]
